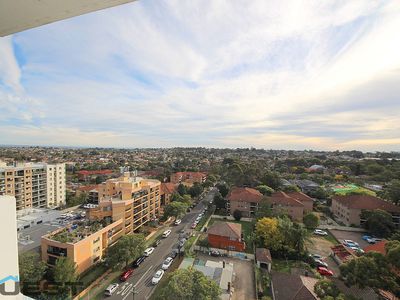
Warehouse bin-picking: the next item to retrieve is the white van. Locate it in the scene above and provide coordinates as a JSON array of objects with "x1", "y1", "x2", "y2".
[
  {"x1": 162, "y1": 229, "x2": 172, "y2": 238},
  {"x1": 104, "y1": 283, "x2": 119, "y2": 296}
]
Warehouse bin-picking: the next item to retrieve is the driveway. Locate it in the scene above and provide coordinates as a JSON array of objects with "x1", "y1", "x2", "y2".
[{"x1": 196, "y1": 253, "x2": 256, "y2": 300}]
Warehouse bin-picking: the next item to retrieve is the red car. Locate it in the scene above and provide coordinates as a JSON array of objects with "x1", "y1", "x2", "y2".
[
  {"x1": 120, "y1": 269, "x2": 134, "y2": 281},
  {"x1": 317, "y1": 266, "x2": 333, "y2": 276}
]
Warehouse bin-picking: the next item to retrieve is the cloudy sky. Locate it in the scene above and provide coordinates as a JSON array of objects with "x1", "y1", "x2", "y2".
[{"x1": 0, "y1": 0, "x2": 400, "y2": 151}]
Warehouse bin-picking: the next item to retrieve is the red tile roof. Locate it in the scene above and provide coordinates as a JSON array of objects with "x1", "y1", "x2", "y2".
[
  {"x1": 268, "y1": 191, "x2": 304, "y2": 207},
  {"x1": 161, "y1": 182, "x2": 178, "y2": 195},
  {"x1": 256, "y1": 248, "x2": 272, "y2": 263},
  {"x1": 287, "y1": 191, "x2": 314, "y2": 203},
  {"x1": 226, "y1": 187, "x2": 263, "y2": 203},
  {"x1": 77, "y1": 169, "x2": 113, "y2": 176},
  {"x1": 77, "y1": 185, "x2": 98, "y2": 192},
  {"x1": 208, "y1": 221, "x2": 242, "y2": 239},
  {"x1": 333, "y1": 195, "x2": 400, "y2": 212},
  {"x1": 364, "y1": 240, "x2": 388, "y2": 255}
]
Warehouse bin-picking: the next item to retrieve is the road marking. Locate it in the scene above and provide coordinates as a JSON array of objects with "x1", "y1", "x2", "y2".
[
  {"x1": 121, "y1": 283, "x2": 133, "y2": 297},
  {"x1": 122, "y1": 266, "x2": 153, "y2": 300},
  {"x1": 117, "y1": 282, "x2": 129, "y2": 295}
]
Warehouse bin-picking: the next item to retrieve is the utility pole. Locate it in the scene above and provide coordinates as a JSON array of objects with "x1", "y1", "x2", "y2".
[{"x1": 132, "y1": 284, "x2": 137, "y2": 300}]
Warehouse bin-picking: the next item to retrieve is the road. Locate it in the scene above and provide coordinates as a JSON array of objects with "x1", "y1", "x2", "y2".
[{"x1": 105, "y1": 188, "x2": 216, "y2": 300}]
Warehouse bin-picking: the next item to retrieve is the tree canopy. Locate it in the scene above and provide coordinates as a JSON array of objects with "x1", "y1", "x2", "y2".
[
  {"x1": 105, "y1": 234, "x2": 145, "y2": 269},
  {"x1": 361, "y1": 209, "x2": 395, "y2": 238},
  {"x1": 256, "y1": 185, "x2": 274, "y2": 196},
  {"x1": 19, "y1": 252, "x2": 47, "y2": 293},
  {"x1": 156, "y1": 268, "x2": 221, "y2": 300},
  {"x1": 303, "y1": 212, "x2": 319, "y2": 229},
  {"x1": 383, "y1": 179, "x2": 400, "y2": 205},
  {"x1": 164, "y1": 201, "x2": 189, "y2": 219}
]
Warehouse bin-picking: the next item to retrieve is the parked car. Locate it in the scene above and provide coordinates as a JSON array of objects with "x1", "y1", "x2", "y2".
[
  {"x1": 161, "y1": 257, "x2": 174, "y2": 270},
  {"x1": 179, "y1": 229, "x2": 185, "y2": 234},
  {"x1": 314, "y1": 259, "x2": 328, "y2": 268},
  {"x1": 104, "y1": 283, "x2": 119, "y2": 296},
  {"x1": 174, "y1": 219, "x2": 182, "y2": 225},
  {"x1": 144, "y1": 247, "x2": 155, "y2": 257},
  {"x1": 191, "y1": 223, "x2": 197, "y2": 229},
  {"x1": 314, "y1": 229, "x2": 328, "y2": 236},
  {"x1": 210, "y1": 249, "x2": 221, "y2": 257},
  {"x1": 132, "y1": 256, "x2": 146, "y2": 268},
  {"x1": 152, "y1": 269, "x2": 165, "y2": 285},
  {"x1": 309, "y1": 253, "x2": 323, "y2": 260},
  {"x1": 343, "y1": 240, "x2": 359, "y2": 247},
  {"x1": 317, "y1": 266, "x2": 334, "y2": 276},
  {"x1": 153, "y1": 239, "x2": 161, "y2": 247},
  {"x1": 162, "y1": 229, "x2": 172, "y2": 238},
  {"x1": 120, "y1": 269, "x2": 134, "y2": 282},
  {"x1": 362, "y1": 235, "x2": 372, "y2": 241},
  {"x1": 170, "y1": 249, "x2": 179, "y2": 258}
]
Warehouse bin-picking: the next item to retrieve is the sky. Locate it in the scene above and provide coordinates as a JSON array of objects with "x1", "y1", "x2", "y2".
[{"x1": 0, "y1": 0, "x2": 400, "y2": 151}]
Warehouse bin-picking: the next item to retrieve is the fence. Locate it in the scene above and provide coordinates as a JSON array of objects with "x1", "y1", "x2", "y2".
[{"x1": 194, "y1": 245, "x2": 255, "y2": 260}]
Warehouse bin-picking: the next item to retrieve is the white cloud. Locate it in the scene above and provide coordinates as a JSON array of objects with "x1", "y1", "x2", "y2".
[{"x1": 0, "y1": 36, "x2": 22, "y2": 93}]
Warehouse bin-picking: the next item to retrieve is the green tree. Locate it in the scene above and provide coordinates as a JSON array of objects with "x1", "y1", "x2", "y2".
[
  {"x1": 262, "y1": 172, "x2": 281, "y2": 190},
  {"x1": 177, "y1": 183, "x2": 187, "y2": 196},
  {"x1": 303, "y1": 212, "x2": 319, "y2": 229},
  {"x1": 19, "y1": 252, "x2": 47, "y2": 293},
  {"x1": 314, "y1": 280, "x2": 341, "y2": 299},
  {"x1": 53, "y1": 257, "x2": 77, "y2": 296},
  {"x1": 216, "y1": 183, "x2": 229, "y2": 197},
  {"x1": 282, "y1": 185, "x2": 300, "y2": 193},
  {"x1": 339, "y1": 252, "x2": 398, "y2": 293},
  {"x1": 386, "y1": 240, "x2": 400, "y2": 268},
  {"x1": 361, "y1": 209, "x2": 395, "y2": 238},
  {"x1": 309, "y1": 187, "x2": 329, "y2": 199},
  {"x1": 233, "y1": 209, "x2": 242, "y2": 221},
  {"x1": 383, "y1": 179, "x2": 400, "y2": 205},
  {"x1": 255, "y1": 217, "x2": 283, "y2": 251},
  {"x1": 213, "y1": 193, "x2": 226, "y2": 209},
  {"x1": 156, "y1": 268, "x2": 221, "y2": 300},
  {"x1": 256, "y1": 185, "x2": 274, "y2": 196},
  {"x1": 164, "y1": 201, "x2": 189, "y2": 219},
  {"x1": 189, "y1": 182, "x2": 204, "y2": 197},
  {"x1": 105, "y1": 234, "x2": 145, "y2": 269}
]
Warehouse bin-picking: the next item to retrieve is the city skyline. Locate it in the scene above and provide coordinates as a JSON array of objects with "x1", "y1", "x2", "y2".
[{"x1": 1, "y1": 1, "x2": 400, "y2": 151}]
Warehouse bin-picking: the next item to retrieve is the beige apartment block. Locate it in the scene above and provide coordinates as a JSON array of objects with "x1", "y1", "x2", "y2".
[{"x1": 0, "y1": 162, "x2": 66, "y2": 210}]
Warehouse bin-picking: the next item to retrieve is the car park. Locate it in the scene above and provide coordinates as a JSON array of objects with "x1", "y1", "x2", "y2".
[
  {"x1": 144, "y1": 247, "x2": 155, "y2": 257},
  {"x1": 104, "y1": 283, "x2": 119, "y2": 296},
  {"x1": 152, "y1": 269, "x2": 165, "y2": 285},
  {"x1": 162, "y1": 229, "x2": 172, "y2": 238},
  {"x1": 317, "y1": 266, "x2": 334, "y2": 276},
  {"x1": 120, "y1": 269, "x2": 134, "y2": 281},
  {"x1": 132, "y1": 256, "x2": 146, "y2": 268},
  {"x1": 174, "y1": 219, "x2": 182, "y2": 225},
  {"x1": 161, "y1": 257, "x2": 173, "y2": 270},
  {"x1": 314, "y1": 229, "x2": 328, "y2": 236}
]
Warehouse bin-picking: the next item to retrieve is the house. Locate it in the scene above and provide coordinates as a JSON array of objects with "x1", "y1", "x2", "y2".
[
  {"x1": 266, "y1": 191, "x2": 304, "y2": 221},
  {"x1": 226, "y1": 187, "x2": 263, "y2": 217},
  {"x1": 331, "y1": 195, "x2": 400, "y2": 226},
  {"x1": 208, "y1": 221, "x2": 245, "y2": 252},
  {"x1": 271, "y1": 271, "x2": 319, "y2": 300},
  {"x1": 256, "y1": 248, "x2": 272, "y2": 272},
  {"x1": 286, "y1": 191, "x2": 314, "y2": 213},
  {"x1": 290, "y1": 179, "x2": 320, "y2": 194},
  {"x1": 160, "y1": 182, "x2": 178, "y2": 207}
]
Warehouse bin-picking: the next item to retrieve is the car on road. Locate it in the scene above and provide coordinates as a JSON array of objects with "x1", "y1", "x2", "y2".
[
  {"x1": 179, "y1": 229, "x2": 185, "y2": 234},
  {"x1": 170, "y1": 249, "x2": 179, "y2": 258},
  {"x1": 120, "y1": 269, "x2": 134, "y2": 282},
  {"x1": 210, "y1": 249, "x2": 221, "y2": 257},
  {"x1": 174, "y1": 219, "x2": 182, "y2": 225},
  {"x1": 162, "y1": 229, "x2": 172, "y2": 238},
  {"x1": 144, "y1": 247, "x2": 155, "y2": 257},
  {"x1": 317, "y1": 266, "x2": 334, "y2": 276},
  {"x1": 104, "y1": 283, "x2": 119, "y2": 296},
  {"x1": 152, "y1": 269, "x2": 165, "y2": 285},
  {"x1": 132, "y1": 256, "x2": 146, "y2": 268},
  {"x1": 191, "y1": 223, "x2": 197, "y2": 229},
  {"x1": 314, "y1": 259, "x2": 328, "y2": 268},
  {"x1": 314, "y1": 229, "x2": 328, "y2": 236},
  {"x1": 161, "y1": 257, "x2": 173, "y2": 270},
  {"x1": 153, "y1": 239, "x2": 161, "y2": 247}
]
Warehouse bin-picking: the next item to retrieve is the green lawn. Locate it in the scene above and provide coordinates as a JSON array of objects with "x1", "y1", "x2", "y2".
[
  {"x1": 323, "y1": 231, "x2": 340, "y2": 245},
  {"x1": 272, "y1": 259, "x2": 313, "y2": 274},
  {"x1": 207, "y1": 218, "x2": 255, "y2": 253}
]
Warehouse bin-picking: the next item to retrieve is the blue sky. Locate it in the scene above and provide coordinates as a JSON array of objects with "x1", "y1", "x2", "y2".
[{"x1": 0, "y1": 0, "x2": 400, "y2": 151}]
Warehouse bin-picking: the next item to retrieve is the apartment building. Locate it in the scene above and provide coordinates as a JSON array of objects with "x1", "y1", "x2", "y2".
[
  {"x1": 266, "y1": 191, "x2": 304, "y2": 222},
  {"x1": 226, "y1": 187, "x2": 263, "y2": 217},
  {"x1": 170, "y1": 171, "x2": 207, "y2": 185},
  {"x1": 331, "y1": 195, "x2": 400, "y2": 227},
  {"x1": 0, "y1": 162, "x2": 66, "y2": 210},
  {"x1": 41, "y1": 172, "x2": 161, "y2": 274}
]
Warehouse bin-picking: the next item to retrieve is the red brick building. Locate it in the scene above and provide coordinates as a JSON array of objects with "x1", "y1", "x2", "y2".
[
  {"x1": 207, "y1": 221, "x2": 245, "y2": 252},
  {"x1": 286, "y1": 191, "x2": 314, "y2": 213},
  {"x1": 160, "y1": 182, "x2": 178, "y2": 207},
  {"x1": 170, "y1": 172, "x2": 207, "y2": 185},
  {"x1": 226, "y1": 187, "x2": 263, "y2": 217},
  {"x1": 266, "y1": 191, "x2": 305, "y2": 221}
]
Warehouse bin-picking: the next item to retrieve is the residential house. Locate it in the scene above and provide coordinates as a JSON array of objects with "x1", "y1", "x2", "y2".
[
  {"x1": 226, "y1": 187, "x2": 263, "y2": 217},
  {"x1": 290, "y1": 179, "x2": 320, "y2": 194},
  {"x1": 170, "y1": 172, "x2": 207, "y2": 185},
  {"x1": 331, "y1": 195, "x2": 400, "y2": 226},
  {"x1": 256, "y1": 248, "x2": 272, "y2": 271},
  {"x1": 208, "y1": 221, "x2": 245, "y2": 252},
  {"x1": 271, "y1": 271, "x2": 319, "y2": 300},
  {"x1": 286, "y1": 191, "x2": 314, "y2": 213}
]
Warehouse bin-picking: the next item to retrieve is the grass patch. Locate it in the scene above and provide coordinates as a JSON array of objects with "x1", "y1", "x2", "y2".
[
  {"x1": 272, "y1": 259, "x2": 312, "y2": 274},
  {"x1": 184, "y1": 235, "x2": 197, "y2": 257},
  {"x1": 323, "y1": 231, "x2": 340, "y2": 245},
  {"x1": 79, "y1": 263, "x2": 109, "y2": 287}
]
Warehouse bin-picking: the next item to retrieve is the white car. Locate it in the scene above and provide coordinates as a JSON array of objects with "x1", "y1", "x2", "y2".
[
  {"x1": 174, "y1": 219, "x2": 182, "y2": 225},
  {"x1": 152, "y1": 269, "x2": 165, "y2": 285},
  {"x1": 144, "y1": 247, "x2": 155, "y2": 257},
  {"x1": 161, "y1": 257, "x2": 174, "y2": 270},
  {"x1": 162, "y1": 229, "x2": 172, "y2": 238},
  {"x1": 314, "y1": 229, "x2": 328, "y2": 236},
  {"x1": 344, "y1": 240, "x2": 359, "y2": 247},
  {"x1": 104, "y1": 283, "x2": 119, "y2": 296}
]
